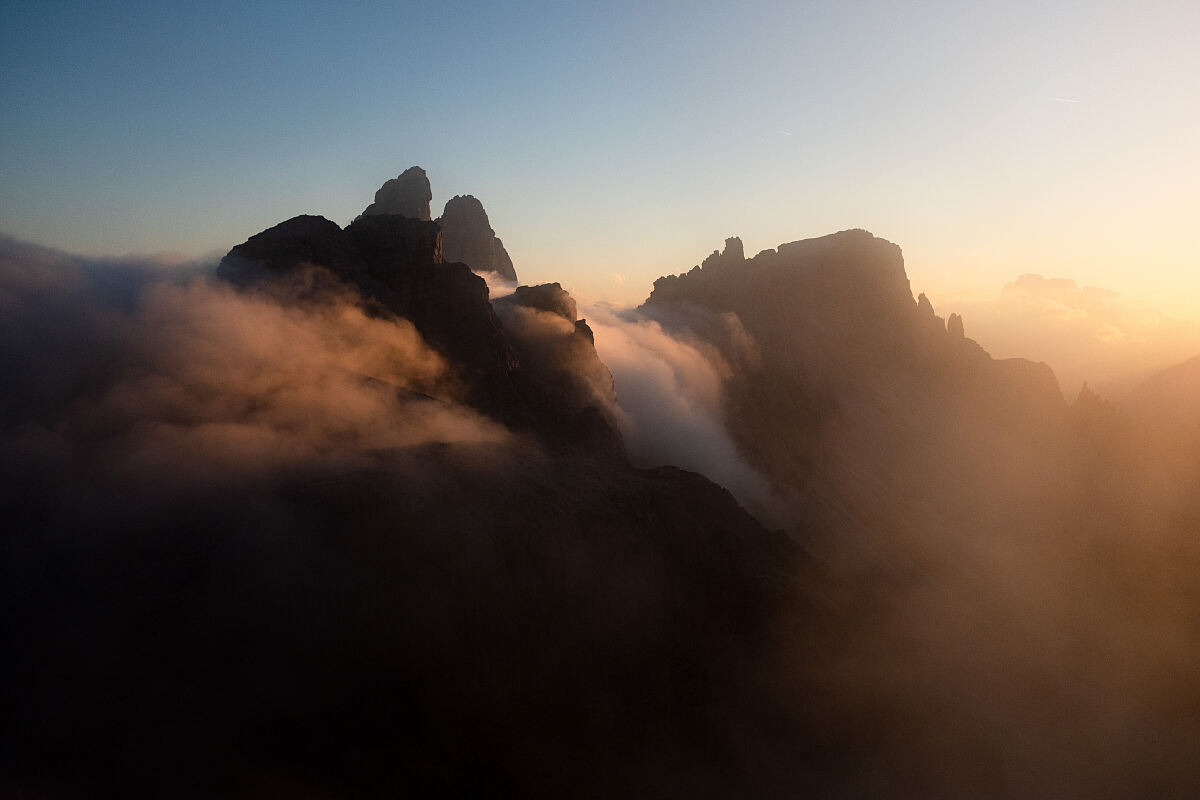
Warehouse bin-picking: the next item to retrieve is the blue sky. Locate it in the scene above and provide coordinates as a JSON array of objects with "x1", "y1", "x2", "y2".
[{"x1": 2, "y1": 1, "x2": 1198, "y2": 312}]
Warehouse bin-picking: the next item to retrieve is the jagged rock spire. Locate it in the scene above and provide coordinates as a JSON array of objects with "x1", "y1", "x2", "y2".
[
  {"x1": 361, "y1": 166, "x2": 432, "y2": 220},
  {"x1": 439, "y1": 194, "x2": 517, "y2": 282}
]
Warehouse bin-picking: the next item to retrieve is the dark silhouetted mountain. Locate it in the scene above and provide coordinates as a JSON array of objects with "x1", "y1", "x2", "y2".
[
  {"x1": 638, "y1": 230, "x2": 1200, "y2": 796},
  {"x1": 215, "y1": 214, "x2": 360, "y2": 280},
  {"x1": 439, "y1": 194, "x2": 518, "y2": 282},
  {"x1": 645, "y1": 229, "x2": 1065, "y2": 555},
  {"x1": 360, "y1": 165, "x2": 433, "y2": 220},
  {"x1": 218, "y1": 210, "x2": 622, "y2": 457},
  {"x1": 219, "y1": 213, "x2": 514, "y2": 409}
]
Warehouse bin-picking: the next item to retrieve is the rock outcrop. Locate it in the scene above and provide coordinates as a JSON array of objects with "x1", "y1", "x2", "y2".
[
  {"x1": 438, "y1": 194, "x2": 517, "y2": 282},
  {"x1": 360, "y1": 166, "x2": 433, "y2": 220},
  {"x1": 502, "y1": 282, "x2": 578, "y2": 322},
  {"x1": 916, "y1": 292, "x2": 935, "y2": 317},
  {"x1": 947, "y1": 312, "x2": 965, "y2": 338}
]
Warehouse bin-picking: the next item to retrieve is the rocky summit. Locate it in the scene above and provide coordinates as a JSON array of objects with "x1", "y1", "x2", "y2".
[
  {"x1": 439, "y1": 194, "x2": 518, "y2": 282},
  {"x1": 360, "y1": 165, "x2": 433, "y2": 220}
]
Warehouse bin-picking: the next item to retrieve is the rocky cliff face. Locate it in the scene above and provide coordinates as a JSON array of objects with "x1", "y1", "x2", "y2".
[
  {"x1": 438, "y1": 194, "x2": 517, "y2": 282},
  {"x1": 360, "y1": 165, "x2": 433, "y2": 220}
]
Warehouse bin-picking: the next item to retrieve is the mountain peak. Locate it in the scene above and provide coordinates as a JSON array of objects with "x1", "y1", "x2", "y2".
[
  {"x1": 695, "y1": 236, "x2": 745, "y2": 274},
  {"x1": 502, "y1": 282, "x2": 577, "y2": 322},
  {"x1": 438, "y1": 194, "x2": 517, "y2": 282},
  {"x1": 361, "y1": 166, "x2": 432, "y2": 221}
]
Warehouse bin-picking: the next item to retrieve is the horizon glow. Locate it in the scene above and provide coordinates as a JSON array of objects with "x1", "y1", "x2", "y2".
[{"x1": 2, "y1": 1, "x2": 1197, "y2": 317}]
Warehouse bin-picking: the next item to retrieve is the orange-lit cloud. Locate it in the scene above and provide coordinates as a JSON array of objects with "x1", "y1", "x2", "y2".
[{"x1": 1, "y1": 238, "x2": 509, "y2": 487}]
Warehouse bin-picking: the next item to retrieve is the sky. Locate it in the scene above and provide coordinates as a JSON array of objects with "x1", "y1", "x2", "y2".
[{"x1": 2, "y1": 0, "x2": 1198, "y2": 315}]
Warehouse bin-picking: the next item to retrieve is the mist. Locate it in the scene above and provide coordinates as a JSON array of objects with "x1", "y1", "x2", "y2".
[
  {"x1": 583, "y1": 304, "x2": 781, "y2": 526},
  {"x1": 1, "y1": 241, "x2": 509, "y2": 487},
  {"x1": 472, "y1": 267, "x2": 518, "y2": 299},
  {"x1": 473, "y1": 268, "x2": 783, "y2": 525}
]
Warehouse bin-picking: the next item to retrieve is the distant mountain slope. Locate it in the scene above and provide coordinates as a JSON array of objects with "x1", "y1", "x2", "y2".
[{"x1": 1122, "y1": 352, "x2": 1200, "y2": 428}]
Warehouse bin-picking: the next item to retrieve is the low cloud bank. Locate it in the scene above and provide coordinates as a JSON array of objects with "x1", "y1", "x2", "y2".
[
  {"x1": 472, "y1": 268, "x2": 517, "y2": 299},
  {"x1": 1, "y1": 237, "x2": 509, "y2": 503}
]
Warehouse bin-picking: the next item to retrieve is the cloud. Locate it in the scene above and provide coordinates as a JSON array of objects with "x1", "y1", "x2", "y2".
[
  {"x1": 585, "y1": 304, "x2": 778, "y2": 523},
  {"x1": 472, "y1": 268, "x2": 516, "y2": 299},
  {"x1": 0, "y1": 239, "x2": 509, "y2": 490}
]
